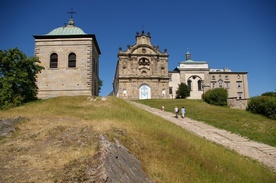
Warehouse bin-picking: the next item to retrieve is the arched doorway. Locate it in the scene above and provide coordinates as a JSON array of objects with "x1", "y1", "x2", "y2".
[{"x1": 139, "y1": 84, "x2": 151, "y2": 99}]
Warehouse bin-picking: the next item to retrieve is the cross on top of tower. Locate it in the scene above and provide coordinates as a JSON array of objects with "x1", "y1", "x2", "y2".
[{"x1": 67, "y1": 8, "x2": 76, "y2": 18}]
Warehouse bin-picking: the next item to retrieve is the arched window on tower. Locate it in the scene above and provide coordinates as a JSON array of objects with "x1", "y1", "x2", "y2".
[
  {"x1": 68, "y1": 53, "x2": 76, "y2": 68},
  {"x1": 50, "y1": 53, "x2": 58, "y2": 68}
]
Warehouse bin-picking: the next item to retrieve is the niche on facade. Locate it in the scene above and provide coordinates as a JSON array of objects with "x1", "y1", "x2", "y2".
[
  {"x1": 121, "y1": 60, "x2": 128, "y2": 75},
  {"x1": 138, "y1": 58, "x2": 150, "y2": 76},
  {"x1": 141, "y1": 70, "x2": 148, "y2": 76},
  {"x1": 138, "y1": 58, "x2": 150, "y2": 70}
]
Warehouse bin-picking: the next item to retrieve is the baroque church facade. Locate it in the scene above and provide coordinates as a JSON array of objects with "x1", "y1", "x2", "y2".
[
  {"x1": 113, "y1": 31, "x2": 170, "y2": 99},
  {"x1": 113, "y1": 32, "x2": 249, "y2": 100},
  {"x1": 34, "y1": 17, "x2": 101, "y2": 98}
]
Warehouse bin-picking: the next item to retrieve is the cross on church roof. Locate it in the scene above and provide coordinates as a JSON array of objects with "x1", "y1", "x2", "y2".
[{"x1": 67, "y1": 8, "x2": 76, "y2": 18}]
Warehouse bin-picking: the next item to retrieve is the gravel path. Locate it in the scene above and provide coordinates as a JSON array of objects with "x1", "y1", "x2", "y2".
[{"x1": 129, "y1": 101, "x2": 276, "y2": 172}]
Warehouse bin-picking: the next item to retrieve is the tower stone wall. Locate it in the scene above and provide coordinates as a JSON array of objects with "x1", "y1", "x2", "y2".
[{"x1": 34, "y1": 18, "x2": 100, "y2": 99}]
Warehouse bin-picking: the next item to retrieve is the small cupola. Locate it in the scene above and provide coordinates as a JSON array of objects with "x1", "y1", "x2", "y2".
[{"x1": 186, "y1": 51, "x2": 191, "y2": 60}]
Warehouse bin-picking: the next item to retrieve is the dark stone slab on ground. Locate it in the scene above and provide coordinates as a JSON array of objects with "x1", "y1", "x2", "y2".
[
  {"x1": 0, "y1": 117, "x2": 28, "y2": 137},
  {"x1": 85, "y1": 135, "x2": 153, "y2": 183}
]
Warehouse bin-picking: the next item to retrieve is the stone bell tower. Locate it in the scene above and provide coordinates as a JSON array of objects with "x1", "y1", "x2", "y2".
[{"x1": 34, "y1": 14, "x2": 101, "y2": 98}]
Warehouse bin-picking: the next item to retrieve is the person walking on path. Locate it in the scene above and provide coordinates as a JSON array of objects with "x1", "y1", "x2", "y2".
[
  {"x1": 181, "y1": 107, "x2": 186, "y2": 118},
  {"x1": 174, "y1": 106, "x2": 179, "y2": 118},
  {"x1": 128, "y1": 101, "x2": 276, "y2": 172}
]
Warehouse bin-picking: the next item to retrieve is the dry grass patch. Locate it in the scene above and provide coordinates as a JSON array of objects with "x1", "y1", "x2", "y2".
[
  {"x1": 1, "y1": 96, "x2": 276, "y2": 182},
  {"x1": 0, "y1": 116, "x2": 99, "y2": 182}
]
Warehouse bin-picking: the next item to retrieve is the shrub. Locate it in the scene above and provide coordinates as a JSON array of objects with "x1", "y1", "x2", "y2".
[
  {"x1": 247, "y1": 96, "x2": 276, "y2": 120},
  {"x1": 176, "y1": 83, "x2": 190, "y2": 99},
  {"x1": 203, "y1": 88, "x2": 228, "y2": 106}
]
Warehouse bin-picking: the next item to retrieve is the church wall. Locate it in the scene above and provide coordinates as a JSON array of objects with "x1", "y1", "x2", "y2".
[
  {"x1": 117, "y1": 79, "x2": 169, "y2": 99},
  {"x1": 35, "y1": 37, "x2": 96, "y2": 98}
]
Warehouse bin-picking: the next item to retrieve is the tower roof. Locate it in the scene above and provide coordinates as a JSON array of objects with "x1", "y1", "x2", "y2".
[{"x1": 47, "y1": 18, "x2": 86, "y2": 35}]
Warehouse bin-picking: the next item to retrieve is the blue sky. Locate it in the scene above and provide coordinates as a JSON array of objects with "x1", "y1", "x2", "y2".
[{"x1": 1, "y1": 0, "x2": 275, "y2": 97}]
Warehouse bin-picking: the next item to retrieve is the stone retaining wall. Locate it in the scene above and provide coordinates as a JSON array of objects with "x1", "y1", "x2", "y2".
[{"x1": 227, "y1": 97, "x2": 248, "y2": 110}]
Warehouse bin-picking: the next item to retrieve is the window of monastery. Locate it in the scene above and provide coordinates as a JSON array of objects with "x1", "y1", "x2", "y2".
[
  {"x1": 68, "y1": 53, "x2": 76, "y2": 68},
  {"x1": 225, "y1": 82, "x2": 230, "y2": 88},
  {"x1": 218, "y1": 80, "x2": 223, "y2": 88},
  {"x1": 212, "y1": 75, "x2": 215, "y2": 80},
  {"x1": 212, "y1": 82, "x2": 215, "y2": 89},
  {"x1": 237, "y1": 75, "x2": 240, "y2": 79},
  {"x1": 50, "y1": 53, "x2": 58, "y2": 68},
  {"x1": 238, "y1": 92, "x2": 243, "y2": 99},
  {"x1": 237, "y1": 81, "x2": 242, "y2": 88},
  {"x1": 225, "y1": 75, "x2": 229, "y2": 80}
]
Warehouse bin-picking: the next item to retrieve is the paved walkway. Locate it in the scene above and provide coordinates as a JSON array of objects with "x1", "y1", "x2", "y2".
[{"x1": 129, "y1": 101, "x2": 276, "y2": 172}]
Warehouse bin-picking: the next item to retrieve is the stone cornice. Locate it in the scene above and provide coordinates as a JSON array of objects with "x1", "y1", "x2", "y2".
[{"x1": 34, "y1": 34, "x2": 101, "y2": 55}]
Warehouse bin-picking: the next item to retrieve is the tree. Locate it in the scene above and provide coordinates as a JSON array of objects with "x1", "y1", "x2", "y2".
[
  {"x1": 0, "y1": 48, "x2": 44, "y2": 109},
  {"x1": 261, "y1": 92, "x2": 276, "y2": 97},
  {"x1": 98, "y1": 78, "x2": 103, "y2": 94},
  {"x1": 203, "y1": 88, "x2": 228, "y2": 106},
  {"x1": 176, "y1": 83, "x2": 190, "y2": 99}
]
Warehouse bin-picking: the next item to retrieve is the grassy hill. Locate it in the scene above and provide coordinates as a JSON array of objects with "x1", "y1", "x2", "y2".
[
  {"x1": 136, "y1": 99, "x2": 276, "y2": 147},
  {"x1": 0, "y1": 96, "x2": 275, "y2": 182}
]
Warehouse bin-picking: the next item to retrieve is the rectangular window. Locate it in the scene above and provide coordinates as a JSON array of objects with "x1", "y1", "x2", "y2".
[
  {"x1": 169, "y1": 87, "x2": 173, "y2": 94},
  {"x1": 225, "y1": 75, "x2": 229, "y2": 80},
  {"x1": 219, "y1": 80, "x2": 223, "y2": 88},
  {"x1": 237, "y1": 81, "x2": 242, "y2": 88},
  {"x1": 212, "y1": 82, "x2": 215, "y2": 89},
  {"x1": 225, "y1": 82, "x2": 230, "y2": 88},
  {"x1": 212, "y1": 75, "x2": 215, "y2": 80},
  {"x1": 238, "y1": 92, "x2": 243, "y2": 99}
]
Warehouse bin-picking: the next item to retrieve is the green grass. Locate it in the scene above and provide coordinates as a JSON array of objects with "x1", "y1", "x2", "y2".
[
  {"x1": 0, "y1": 96, "x2": 275, "y2": 182},
  {"x1": 135, "y1": 99, "x2": 276, "y2": 147}
]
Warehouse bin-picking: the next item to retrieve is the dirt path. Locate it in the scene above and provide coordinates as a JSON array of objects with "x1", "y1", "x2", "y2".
[{"x1": 129, "y1": 101, "x2": 276, "y2": 172}]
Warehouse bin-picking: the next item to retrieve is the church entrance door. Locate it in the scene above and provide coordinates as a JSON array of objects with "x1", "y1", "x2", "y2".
[{"x1": 139, "y1": 85, "x2": 151, "y2": 99}]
